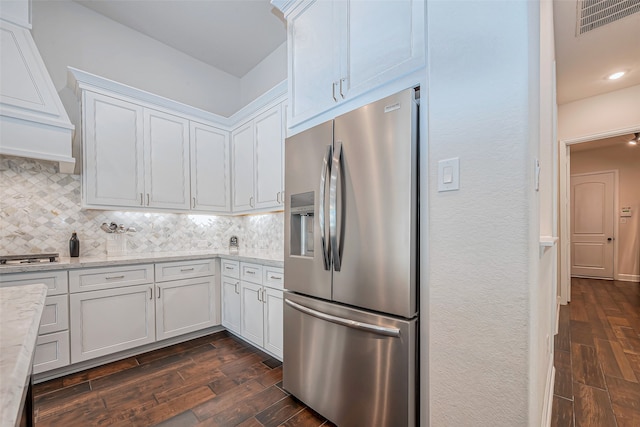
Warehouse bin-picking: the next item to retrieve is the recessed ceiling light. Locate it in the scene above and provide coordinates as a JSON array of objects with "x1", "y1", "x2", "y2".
[{"x1": 608, "y1": 71, "x2": 625, "y2": 80}]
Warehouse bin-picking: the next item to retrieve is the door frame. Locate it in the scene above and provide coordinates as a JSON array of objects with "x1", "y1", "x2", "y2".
[
  {"x1": 558, "y1": 126, "x2": 636, "y2": 304},
  {"x1": 569, "y1": 169, "x2": 618, "y2": 281}
]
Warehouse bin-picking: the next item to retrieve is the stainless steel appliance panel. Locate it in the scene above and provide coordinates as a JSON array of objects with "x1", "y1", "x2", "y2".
[
  {"x1": 331, "y1": 89, "x2": 418, "y2": 317},
  {"x1": 283, "y1": 292, "x2": 417, "y2": 427},
  {"x1": 284, "y1": 120, "x2": 333, "y2": 301}
]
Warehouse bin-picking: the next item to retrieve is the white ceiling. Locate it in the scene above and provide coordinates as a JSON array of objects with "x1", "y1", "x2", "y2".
[
  {"x1": 570, "y1": 133, "x2": 638, "y2": 152},
  {"x1": 74, "y1": 0, "x2": 287, "y2": 78},
  {"x1": 553, "y1": 0, "x2": 640, "y2": 104},
  {"x1": 75, "y1": 1, "x2": 640, "y2": 103}
]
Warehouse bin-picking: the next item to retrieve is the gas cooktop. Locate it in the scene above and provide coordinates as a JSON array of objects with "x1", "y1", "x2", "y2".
[{"x1": 0, "y1": 253, "x2": 59, "y2": 265}]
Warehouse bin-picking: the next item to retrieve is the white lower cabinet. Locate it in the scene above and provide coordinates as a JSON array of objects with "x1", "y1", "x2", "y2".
[
  {"x1": 33, "y1": 331, "x2": 70, "y2": 374},
  {"x1": 156, "y1": 276, "x2": 216, "y2": 340},
  {"x1": 224, "y1": 262, "x2": 284, "y2": 359},
  {"x1": 70, "y1": 284, "x2": 156, "y2": 363},
  {"x1": 221, "y1": 276, "x2": 241, "y2": 335}
]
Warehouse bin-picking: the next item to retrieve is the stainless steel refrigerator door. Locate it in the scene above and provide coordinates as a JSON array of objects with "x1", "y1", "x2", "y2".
[
  {"x1": 284, "y1": 120, "x2": 333, "y2": 301},
  {"x1": 283, "y1": 292, "x2": 417, "y2": 427},
  {"x1": 331, "y1": 88, "x2": 418, "y2": 318}
]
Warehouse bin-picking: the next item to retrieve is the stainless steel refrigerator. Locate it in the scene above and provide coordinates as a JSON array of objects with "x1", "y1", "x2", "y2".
[{"x1": 283, "y1": 88, "x2": 419, "y2": 427}]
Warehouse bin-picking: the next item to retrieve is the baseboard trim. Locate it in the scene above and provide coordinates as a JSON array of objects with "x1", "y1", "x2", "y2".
[
  {"x1": 541, "y1": 359, "x2": 556, "y2": 427},
  {"x1": 617, "y1": 273, "x2": 640, "y2": 283}
]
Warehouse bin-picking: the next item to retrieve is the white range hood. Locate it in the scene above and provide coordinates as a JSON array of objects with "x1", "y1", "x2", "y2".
[{"x1": 0, "y1": 7, "x2": 75, "y2": 173}]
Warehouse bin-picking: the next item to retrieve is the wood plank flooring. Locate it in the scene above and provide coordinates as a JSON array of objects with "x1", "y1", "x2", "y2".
[
  {"x1": 33, "y1": 331, "x2": 335, "y2": 427},
  {"x1": 551, "y1": 278, "x2": 640, "y2": 427}
]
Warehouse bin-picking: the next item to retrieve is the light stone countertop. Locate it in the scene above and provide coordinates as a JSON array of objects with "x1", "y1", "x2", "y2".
[
  {"x1": 0, "y1": 283, "x2": 48, "y2": 427},
  {"x1": 0, "y1": 250, "x2": 284, "y2": 274}
]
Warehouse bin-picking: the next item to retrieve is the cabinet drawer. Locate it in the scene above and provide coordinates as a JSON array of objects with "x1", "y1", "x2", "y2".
[
  {"x1": 221, "y1": 259, "x2": 240, "y2": 279},
  {"x1": 33, "y1": 331, "x2": 70, "y2": 374},
  {"x1": 0, "y1": 270, "x2": 68, "y2": 295},
  {"x1": 263, "y1": 266, "x2": 284, "y2": 290},
  {"x1": 39, "y1": 295, "x2": 69, "y2": 335},
  {"x1": 69, "y1": 264, "x2": 154, "y2": 293},
  {"x1": 155, "y1": 259, "x2": 215, "y2": 282},
  {"x1": 240, "y1": 262, "x2": 263, "y2": 285}
]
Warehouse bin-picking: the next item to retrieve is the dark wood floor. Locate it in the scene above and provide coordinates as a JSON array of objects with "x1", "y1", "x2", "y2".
[
  {"x1": 551, "y1": 278, "x2": 640, "y2": 427},
  {"x1": 33, "y1": 331, "x2": 335, "y2": 427}
]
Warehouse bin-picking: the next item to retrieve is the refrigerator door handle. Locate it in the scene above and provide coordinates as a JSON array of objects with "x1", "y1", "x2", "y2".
[
  {"x1": 319, "y1": 145, "x2": 332, "y2": 270},
  {"x1": 285, "y1": 299, "x2": 401, "y2": 338},
  {"x1": 329, "y1": 141, "x2": 342, "y2": 271}
]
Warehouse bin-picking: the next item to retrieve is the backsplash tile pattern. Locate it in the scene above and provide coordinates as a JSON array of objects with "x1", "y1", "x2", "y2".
[{"x1": 0, "y1": 156, "x2": 283, "y2": 257}]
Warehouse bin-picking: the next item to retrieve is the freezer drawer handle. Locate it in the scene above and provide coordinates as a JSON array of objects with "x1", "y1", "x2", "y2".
[{"x1": 285, "y1": 299, "x2": 401, "y2": 338}]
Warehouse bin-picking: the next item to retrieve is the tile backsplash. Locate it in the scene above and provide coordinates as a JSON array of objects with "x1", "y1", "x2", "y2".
[{"x1": 0, "y1": 156, "x2": 283, "y2": 257}]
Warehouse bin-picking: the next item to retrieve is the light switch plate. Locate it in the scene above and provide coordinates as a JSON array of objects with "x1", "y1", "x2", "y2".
[{"x1": 438, "y1": 157, "x2": 459, "y2": 192}]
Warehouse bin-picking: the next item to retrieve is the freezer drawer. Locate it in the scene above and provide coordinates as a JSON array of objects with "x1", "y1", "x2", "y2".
[{"x1": 283, "y1": 292, "x2": 417, "y2": 427}]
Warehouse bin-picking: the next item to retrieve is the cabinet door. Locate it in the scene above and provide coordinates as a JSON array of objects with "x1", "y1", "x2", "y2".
[
  {"x1": 263, "y1": 287, "x2": 283, "y2": 359},
  {"x1": 221, "y1": 277, "x2": 241, "y2": 334},
  {"x1": 240, "y1": 281, "x2": 264, "y2": 347},
  {"x1": 254, "y1": 104, "x2": 284, "y2": 209},
  {"x1": 33, "y1": 331, "x2": 70, "y2": 374},
  {"x1": 144, "y1": 109, "x2": 191, "y2": 209},
  {"x1": 231, "y1": 121, "x2": 255, "y2": 212},
  {"x1": 288, "y1": 0, "x2": 343, "y2": 124},
  {"x1": 156, "y1": 277, "x2": 216, "y2": 340},
  {"x1": 190, "y1": 122, "x2": 230, "y2": 212},
  {"x1": 70, "y1": 284, "x2": 155, "y2": 363},
  {"x1": 83, "y1": 91, "x2": 144, "y2": 207},
  {"x1": 344, "y1": 0, "x2": 425, "y2": 98}
]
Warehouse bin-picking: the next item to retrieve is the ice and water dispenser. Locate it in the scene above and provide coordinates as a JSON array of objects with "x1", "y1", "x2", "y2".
[{"x1": 290, "y1": 191, "x2": 315, "y2": 257}]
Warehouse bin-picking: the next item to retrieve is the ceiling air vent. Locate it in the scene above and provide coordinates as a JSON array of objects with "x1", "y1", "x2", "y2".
[{"x1": 576, "y1": 0, "x2": 640, "y2": 35}]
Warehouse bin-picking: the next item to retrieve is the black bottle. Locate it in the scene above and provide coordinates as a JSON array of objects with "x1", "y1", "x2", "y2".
[{"x1": 69, "y1": 232, "x2": 80, "y2": 257}]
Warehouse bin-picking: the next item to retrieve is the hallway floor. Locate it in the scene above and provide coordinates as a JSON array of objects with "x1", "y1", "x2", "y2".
[{"x1": 551, "y1": 278, "x2": 640, "y2": 427}]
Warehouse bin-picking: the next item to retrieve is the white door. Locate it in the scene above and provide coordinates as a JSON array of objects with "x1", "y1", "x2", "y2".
[
  {"x1": 155, "y1": 277, "x2": 216, "y2": 340},
  {"x1": 254, "y1": 104, "x2": 283, "y2": 209},
  {"x1": 83, "y1": 91, "x2": 144, "y2": 208},
  {"x1": 240, "y1": 282, "x2": 264, "y2": 347},
  {"x1": 231, "y1": 121, "x2": 255, "y2": 211},
  {"x1": 190, "y1": 122, "x2": 230, "y2": 212},
  {"x1": 571, "y1": 171, "x2": 615, "y2": 279},
  {"x1": 263, "y1": 287, "x2": 283, "y2": 359},
  {"x1": 70, "y1": 284, "x2": 155, "y2": 363},
  {"x1": 221, "y1": 277, "x2": 241, "y2": 334},
  {"x1": 144, "y1": 109, "x2": 191, "y2": 209}
]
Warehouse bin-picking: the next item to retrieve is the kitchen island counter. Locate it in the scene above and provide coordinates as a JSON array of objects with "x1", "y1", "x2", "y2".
[
  {"x1": 0, "y1": 283, "x2": 48, "y2": 427},
  {"x1": 0, "y1": 250, "x2": 283, "y2": 274}
]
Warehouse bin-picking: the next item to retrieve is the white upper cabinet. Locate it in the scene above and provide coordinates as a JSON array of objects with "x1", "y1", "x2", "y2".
[
  {"x1": 190, "y1": 122, "x2": 231, "y2": 213},
  {"x1": 83, "y1": 91, "x2": 189, "y2": 210},
  {"x1": 231, "y1": 121, "x2": 255, "y2": 211},
  {"x1": 281, "y1": 0, "x2": 425, "y2": 127},
  {"x1": 84, "y1": 91, "x2": 145, "y2": 208},
  {"x1": 254, "y1": 103, "x2": 284, "y2": 209},
  {"x1": 144, "y1": 109, "x2": 190, "y2": 210},
  {"x1": 231, "y1": 101, "x2": 285, "y2": 213}
]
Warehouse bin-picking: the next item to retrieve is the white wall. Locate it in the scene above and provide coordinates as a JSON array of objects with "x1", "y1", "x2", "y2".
[
  {"x1": 31, "y1": 0, "x2": 242, "y2": 117},
  {"x1": 558, "y1": 84, "x2": 640, "y2": 141},
  {"x1": 426, "y1": 0, "x2": 541, "y2": 424},
  {"x1": 240, "y1": 42, "x2": 287, "y2": 106}
]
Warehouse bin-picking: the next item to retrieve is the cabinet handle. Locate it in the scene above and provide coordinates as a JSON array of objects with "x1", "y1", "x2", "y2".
[
  {"x1": 106, "y1": 275, "x2": 125, "y2": 280},
  {"x1": 146, "y1": 193, "x2": 150, "y2": 206},
  {"x1": 149, "y1": 287, "x2": 153, "y2": 299},
  {"x1": 257, "y1": 288, "x2": 262, "y2": 302},
  {"x1": 246, "y1": 270, "x2": 255, "y2": 275},
  {"x1": 276, "y1": 192, "x2": 280, "y2": 204},
  {"x1": 262, "y1": 289, "x2": 267, "y2": 304},
  {"x1": 157, "y1": 287, "x2": 161, "y2": 299},
  {"x1": 140, "y1": 193, "x2": 144, "y2": 206},
  {"x1": 235, "y1": 282, "x2": 239, "y2": 294},
  {"x1": 225, "y1": 266, "x2": 234, "y2": 270},
  {"x1": 332, "y1": 81, "x2": 338, "y2": 102},
  {"x1": 339, "y1": 78, "x2": 346, "y2": 99},
  {"x1": 270, "y1": 276, "x2": 282, "y2": 280},
  {"x1": 180, "y1": 267, "x2": 195, "y2": 272},
  {"x1": 249, "y1": 196, "x2": 254, "y2": 208},
  {"x1": 192, "y1": 197, "x2": 196, "y2": 209}
]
